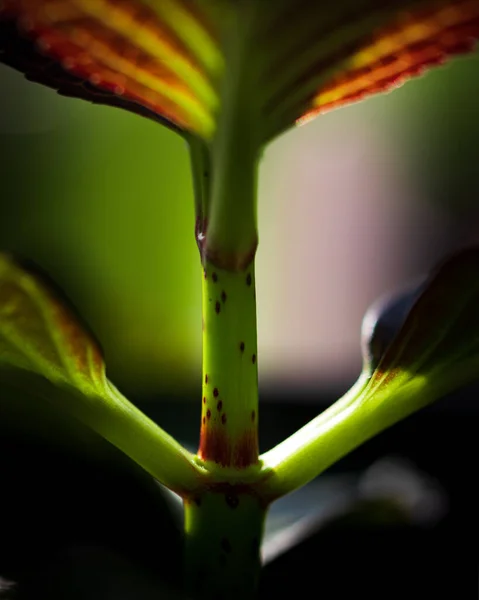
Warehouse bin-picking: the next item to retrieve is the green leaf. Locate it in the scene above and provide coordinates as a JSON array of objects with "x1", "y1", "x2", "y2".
[
  {"x1": 0, "y1": 253, "x2": 202, "y2": 494},
  {"x1": 0, "y1": 254, "x2": 108, "y2": 392},
  {"x1": 259, "y1": 247, "x2": 479, "y2": 500}
]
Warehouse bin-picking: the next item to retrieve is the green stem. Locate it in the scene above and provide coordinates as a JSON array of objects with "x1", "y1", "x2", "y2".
[
  {"x1": 198, "y1": 261, "x2": 259, "y2": 468},
  {"x1": 201, "y1": 4, "x2": 260, "y2": 270},
  {"x1": 256, "y1": 371, "x2": 435, "y2": 501},
  {"x1": 185, "y1": 5, "x2": 264, "y2": 596},
  {"x1": 190, "y1": 5, "x2": 261, "y2": 469},
  {"x1": 183, "y1": 489, "x2": 267, "y2": 599}
]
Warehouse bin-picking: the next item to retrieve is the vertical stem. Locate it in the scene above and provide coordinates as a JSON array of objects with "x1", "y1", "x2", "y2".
[
  {"x1": 202, "y1": 4, "x2": 260, "y2": 270},
  {"x1": 186, "y1": 4, "x2": 264, "y2": 596},
  {"x1": 183, "y1": 490, "x2": 267, "y2": 599},
  {"x1": 198, "y1": 261, "x2": 259, "y2": 467},
  {"x1": 192, "y1": 6, "x2": 261, "y2": 469}
]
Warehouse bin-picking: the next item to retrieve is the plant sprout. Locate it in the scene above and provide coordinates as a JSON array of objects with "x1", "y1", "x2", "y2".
[{"x1": 1, "y1": 1, "x2": 479, "y2": 597}]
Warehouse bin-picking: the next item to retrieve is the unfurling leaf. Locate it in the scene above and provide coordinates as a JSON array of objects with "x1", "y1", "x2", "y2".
[
  {"x1": 361, "y1": 279, "x2": 426, "y2": 374},
  {"x1": 0, "y1": 253, "x2": 202, "y2": 494},
  {"x1": 363, "y1": 247, "x2": 479, "y2": 401}
]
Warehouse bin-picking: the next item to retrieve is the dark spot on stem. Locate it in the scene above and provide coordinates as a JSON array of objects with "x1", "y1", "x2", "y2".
[
  {"x1": 205, "y1": 374, "x2": 209, "y2": 384},
  {"x1": 212, "y1": 272, "x2": 218, "y2": 283},
  {"x1": 221, "y1": 413, "x2": 227, "y2": 425},
  {"x1": 207, "y1": 409, "x2": 211, "y2": 420},
  {"x1": 217, "y1": 400, "x2": 223, "y2": 411},
  {"x1": 203, "y1": 396, "x2": 206, "y2": 404},
  {"x1": 202, "y1": 416, "x2": 206, "y2": 425},
  {"x1": 252, "y1": 354, "x2": 256, "y2": 364},
  {"x1": 239, "y1": 341, "x2": 245, "y2": 353},
  {"x1": 246, "y1": 273, "x2": 252, "y2": 286},
  {"x1": 215, "y1": 301, "x2": 221, "y2": 314},
  {"x1": 213, "y1": 387, "x2": 219, "y2": 397},
  {"x1": 251, "y1": 410, "x2": 256, "y2": 422},
  {"x1": 225, "y1": 494, "x2": 239, "y2": 509},
  {"x1": 221, "y1": 538, "x2": 232, "y2": 554},
  {"x1": 221, "y1": 290, "x2": 227, "y2": 303},
  {"x1": 203, "y1": 269, "x2": 207, "y2": 279}
]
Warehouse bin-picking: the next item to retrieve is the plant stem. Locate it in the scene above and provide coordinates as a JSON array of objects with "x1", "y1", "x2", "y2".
[
  {"x1": 191, "y1": 6, "x2": 261, "y2": 469},
  {"x1": 198, "y1": 3, "x2": 260, "y2": 270},
  {"x1": 198, "y1": 262, "x2": 259, "y2": 467},
  {"x1": 183, "y1": 489, "x2": 267, "y2": 599},
  {"x1": 185, "y1": 5, "x2": 264, "y2": 595},
  {"x1": 256, "y1": 371, "x2": 434, "y2": 501}
]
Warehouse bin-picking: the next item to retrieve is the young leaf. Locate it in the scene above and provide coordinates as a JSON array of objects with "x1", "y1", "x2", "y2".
[
  {"x1": 259, "y1": 247, "x2": 479, "y2": 500},
  {"x1": 364, "y1": 247, "x2": 479, "y2": 397},
  {"x1": 0, "y1": 254, "x2": 202, "y2": 494}
]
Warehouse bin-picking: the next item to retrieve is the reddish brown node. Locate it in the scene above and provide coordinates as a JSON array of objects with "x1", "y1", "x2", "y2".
[
  {"x1": 233, "y1": 429, "x2": 259, "y2": 467},
  {"x1": 205, "y1": 374, "x2": 209, "y2": 384},
  {"x1": 213, "y1": 387, "x2": 219, "y2": 397},
  {"x1": 206, "y1": 409, "x2": 211, "y2": 420},
  {"x1": 198, "y1": 424, "x2": 258, "y2": 467},
  {"x1": 202, "y1": 416, "x2": 206, "y2": 425},
  {"x1": 203, "y1": 396, "x2": 206, "y2": 404}
]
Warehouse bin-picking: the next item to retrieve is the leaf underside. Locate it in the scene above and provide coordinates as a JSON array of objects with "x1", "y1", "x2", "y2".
[{"x1": 0, "y1": 1, "x2": 478, "y2": 140}]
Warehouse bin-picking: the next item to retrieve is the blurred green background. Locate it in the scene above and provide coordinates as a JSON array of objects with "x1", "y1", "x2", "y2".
[{"x1": 0, "y1": 50, "x2": 478, "y2": 400}]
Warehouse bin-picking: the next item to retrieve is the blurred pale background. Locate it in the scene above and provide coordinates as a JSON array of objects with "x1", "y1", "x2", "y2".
[{"x1": 0, "y1": 51, "x2": 478, "y2": 398}]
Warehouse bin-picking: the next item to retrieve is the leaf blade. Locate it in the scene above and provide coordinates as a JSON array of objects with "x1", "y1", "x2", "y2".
[
  {"x1": 0, "y1": 254, "x2": 202, "y2": 494},
  {"x1": 263, "y1": 0, "x2": 479, "y2": 139},
  {"x1": 0, "y1": 0, "x2": 221, "y2": 137}
]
